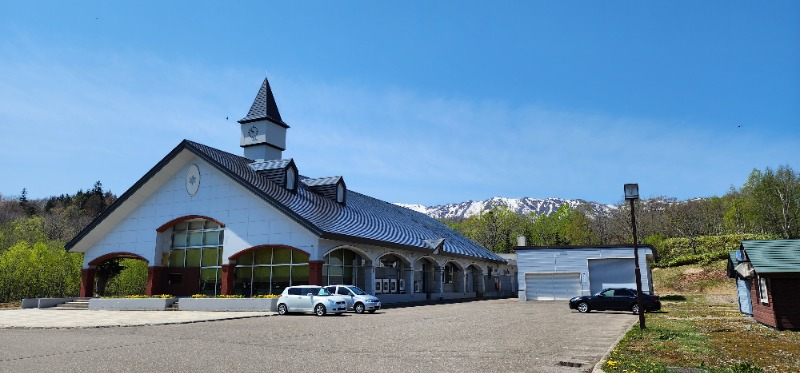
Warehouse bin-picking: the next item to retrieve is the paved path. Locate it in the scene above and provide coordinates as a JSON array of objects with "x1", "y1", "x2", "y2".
[
  {"x1": 0, "y1": 299, "x2": 633, "y2": 372},
  {"x1": 0, "y1": 309, "x2": 271, "y2": 328}
]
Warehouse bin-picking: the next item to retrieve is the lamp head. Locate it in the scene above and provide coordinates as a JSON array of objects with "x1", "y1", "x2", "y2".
[{"x1": 624, "y1": 183, "x2": 640, "y2": 200}]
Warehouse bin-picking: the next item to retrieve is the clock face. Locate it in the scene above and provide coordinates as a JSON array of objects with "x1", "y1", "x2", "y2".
[{"x1": 247, "y1": 126, "x2": 259, "y2": 140}]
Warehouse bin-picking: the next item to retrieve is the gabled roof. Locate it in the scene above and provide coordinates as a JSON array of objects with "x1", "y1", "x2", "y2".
[
  {"x1": 741, "y1": 240, "x2": 800, "y2": 274},
  {"x1": 66, "y1": 140, "x2": 505, "y2": 263},
  {"x1": 238, "y1": 78, "x2": 289, "y2": 127}
]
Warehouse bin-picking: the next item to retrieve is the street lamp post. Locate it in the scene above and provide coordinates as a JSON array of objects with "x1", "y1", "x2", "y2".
[{"x1": 624, "y1": 183, "x2": 646, "y2": 330}]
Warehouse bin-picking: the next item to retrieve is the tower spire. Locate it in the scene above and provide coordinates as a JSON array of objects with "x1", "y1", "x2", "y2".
[{"x1": 238, "y1": 77, "x2": 289, "y2": 161}]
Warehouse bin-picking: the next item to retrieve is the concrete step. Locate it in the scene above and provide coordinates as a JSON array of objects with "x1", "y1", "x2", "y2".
[
  {"x1": 54, "y1": 300, "x2": 90, "y2": 310},
  {"x1": 166, "y1": 300, "x2": 180, "y2": 311}
]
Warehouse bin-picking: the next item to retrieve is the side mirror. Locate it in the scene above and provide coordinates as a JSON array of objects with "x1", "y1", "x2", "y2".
[{"x1": 307, "y1": 293, "x2": 315, "y2": 297}]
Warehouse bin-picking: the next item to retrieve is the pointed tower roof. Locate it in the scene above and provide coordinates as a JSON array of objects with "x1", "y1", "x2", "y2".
[{"x1": 238, "y1": 77, "x2": 289, "y2": 127}]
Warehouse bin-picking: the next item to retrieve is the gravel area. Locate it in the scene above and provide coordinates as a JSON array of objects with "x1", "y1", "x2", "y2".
[{"x1": 0, "y1": 298, "x2": 634, "y2": 372}]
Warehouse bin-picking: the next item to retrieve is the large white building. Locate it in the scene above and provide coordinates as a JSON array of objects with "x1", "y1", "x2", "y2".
[{"x1": 66, "y1": 78, "x2": 515, "y2": 304}]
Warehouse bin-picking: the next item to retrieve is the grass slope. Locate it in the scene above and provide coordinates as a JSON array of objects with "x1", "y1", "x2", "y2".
[{"x1": 602, "y1": 260, "x2": 800, "y2": 373}]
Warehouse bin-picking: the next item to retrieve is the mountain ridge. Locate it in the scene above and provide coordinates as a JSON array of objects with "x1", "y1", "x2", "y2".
[{"x1": 395, "y1": 196, "x2": 616, "y2": 220}]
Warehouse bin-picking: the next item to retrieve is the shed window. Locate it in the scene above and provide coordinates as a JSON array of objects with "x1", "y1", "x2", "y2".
[
  {"x1": 286, "y1": 167, "x2": 297, "y2": 191},
  {"x1": 758, "y1": 277, "x2": 769, "y2": 304}
]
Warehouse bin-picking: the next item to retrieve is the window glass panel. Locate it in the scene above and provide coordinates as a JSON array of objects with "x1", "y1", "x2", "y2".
[
  {"x1": 253, "y1": 266, "x2": 270, "y2": 294},
  {"x1": 169, "y1": 250, "x2": 185, "y2": 267},
  {"x1": 174, "y1": 222, "x2": 189, "y2": 231},
  {"x1": 235, "y1": 266, "x2": 252, "y2": 280},
  {"x1": 273, "y1": 248, "x2": 292, "y2": 264},
  {"x1": 322, "y1": 265, "x2": 329, "y2": 277},
  {"x1": 292, "y1": 265, "x2": 309, "y2": 283},
  {"x1": 343, "y1": 250, "x2": 355, "y2": 266},
  {"x1": 204, "y1": 231, "x2": 220, "y2": 245},
  {"x1": 254, "y1": 249, "x2": 272, "y2": 265},
  {"x1": 200, "y1": 268, "x2": 218, "y2": 281},
  {"x1": 292, "y1": 250, "x2": 309, "y2": 264},
  {"x1": 188, "y1": 232, "x2": 203, "y2": 247},
  {"x1": 189, "y1": 220, "x2": 205, "y2": 230},
  {"x1": 272, "y1": 265, "x2": 290, "y2": 281},
  {"x1": 237, "y1": 251, "x2": 253, "y2": 265},
  {"x1": 185, "y1": 249, "x2": 201, "y2": 267},
  {"x1": 201, "y1": 248, "x2": 219, "y2": 267},
  {"x1": 205, "y1": 221, "x2": 220, "y2": 229},
  {"x1": 328, "y1": 253, "x2": 343, "y2": 266},
  {"x1": 328, "y1": 265, "x2": 343, "y2": 277},
  {"x1": 172, "y1": 232, "x2": 188, "y2": 248}
]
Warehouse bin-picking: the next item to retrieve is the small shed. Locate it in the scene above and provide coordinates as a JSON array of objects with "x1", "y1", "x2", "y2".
[
  {"x1": 733, "y1": 240, "x2": 800, "y2": 330},
  {"x1": 513, "y1": 245, "x2": 655, "y2": 301}
]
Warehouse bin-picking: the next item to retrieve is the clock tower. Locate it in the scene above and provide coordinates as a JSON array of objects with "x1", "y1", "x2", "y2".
[{"x1": 238, "y1": 77, "x2": 289, "y2": 161}]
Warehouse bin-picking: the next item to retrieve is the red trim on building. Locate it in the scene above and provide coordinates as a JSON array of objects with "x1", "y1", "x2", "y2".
[
  {"x1": 146, "y1": 267, "x2": 165, "y2": 296},
  {"x1": 220, "y1": 264, "x2": 235, "y2": 295},
  {"x1": 228, "y1": 244, "x2": 309, "y2": 261},
  {"x1": 80, "y1": 268, "x2": 97, "y2": 297},
  {"x1": 155, "y1": 215, "x2": 226, "y2": 233},
  {"x1": 88, "y1": 252, "x2": 149, "y2": 266},
  {"x1": 309, "y1": 260, "x2": 324, "y2": 285}
]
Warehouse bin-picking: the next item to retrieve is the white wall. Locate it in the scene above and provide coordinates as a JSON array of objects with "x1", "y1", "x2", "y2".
[{"x1": 83, "y1": 153, "x2": 318, "y2": 267}]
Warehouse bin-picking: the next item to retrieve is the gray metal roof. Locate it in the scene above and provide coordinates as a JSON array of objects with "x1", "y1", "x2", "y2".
[
  {"x1": 67, "y1": 140, "x2": 505, "y2": 263},
  {"x1": 741, "y1": 240, "x2": 800, "y2": 274},
  {"x1": 238, "y1": 78, "x2": 288, "y2": 127},
  {"x1": 303, "y1": 176, "x2": 342, "y2": 187}
]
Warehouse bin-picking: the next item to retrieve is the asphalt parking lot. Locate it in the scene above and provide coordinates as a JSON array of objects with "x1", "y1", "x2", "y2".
[{"x1": 0, "y1": 298, "x2": 634, "y2": 372}]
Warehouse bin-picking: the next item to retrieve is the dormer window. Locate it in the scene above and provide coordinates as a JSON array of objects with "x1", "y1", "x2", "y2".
[
  {"x1": 336, "y1": 182, "x2": 346, "y2": 204},
  {"x1": 286, "y1": 165, "x2": 297, "y2": 192}
]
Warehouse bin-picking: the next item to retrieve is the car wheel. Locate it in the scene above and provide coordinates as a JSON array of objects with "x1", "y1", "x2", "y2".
[
  {"x1": 631, "y1": 304, "x2": 640, "y2": 315},
  {"x1": 277, "y1": 303, "x2": 288, "y2": 315},
  {"x1": 314, "y1": 304, "x2": 327, "y2": 316},
  {"x1": 368, "y1": 310, "x2": 376, "y2": 314},
  {"x1": 354, "y1": 302, "x2": 365, "y2": 314},
  {"x1": 577, "y1": 302, "x2": 590, "y2": 313}
]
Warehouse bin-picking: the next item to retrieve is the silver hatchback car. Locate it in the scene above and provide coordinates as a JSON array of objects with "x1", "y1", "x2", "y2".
[
  {"x1": 323, "y1": 285, "x2": 381, "y2": 314},
  {"x1": 277, "y1": 285, "x2": 348, "y2": 316}
]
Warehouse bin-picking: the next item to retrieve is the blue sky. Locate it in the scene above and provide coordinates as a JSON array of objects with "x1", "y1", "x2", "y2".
[{"x1": 1, "y1": 1, "x2": 798, "y2": 206}]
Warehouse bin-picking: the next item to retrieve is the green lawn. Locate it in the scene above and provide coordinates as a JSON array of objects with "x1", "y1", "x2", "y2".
[{"x1": 602, "y1": 262, "x2": 800, "y2": 372}]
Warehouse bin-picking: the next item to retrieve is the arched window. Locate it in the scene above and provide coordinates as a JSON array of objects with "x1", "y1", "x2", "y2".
[
  {"x1": 168, "y1": 219, "x2": 223, "y2": 295},
  {"x1": 323, "y1": 248, "x2": 363, "y2": 287},
  {"x1": 234, "y1": 247, "x2": 309, "y2": 296},
  {"x1": 443, "y1": 262, "x2": 457, "y2": 284}
]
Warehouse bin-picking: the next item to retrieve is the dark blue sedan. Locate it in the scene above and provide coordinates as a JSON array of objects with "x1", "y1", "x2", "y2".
[{"x1": 569, "y1": 288, "x2": 661, "y2": 314}]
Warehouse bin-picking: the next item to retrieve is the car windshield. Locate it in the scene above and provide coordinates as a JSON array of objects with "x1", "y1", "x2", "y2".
[
  {"x1": 347, "y1": 286, "x2": 367, "y2": 295},
  {"x1": 317, "y1": 288, "x2": 332, "y2": 296}
]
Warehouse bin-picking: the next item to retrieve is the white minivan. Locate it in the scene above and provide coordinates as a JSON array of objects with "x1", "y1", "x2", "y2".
[
  {"x1": 277, "y1": 285, "x2": 348, "y2": 316},
  {"x1": 324, "y1": 285, "x2": 381, "y2": 314}
]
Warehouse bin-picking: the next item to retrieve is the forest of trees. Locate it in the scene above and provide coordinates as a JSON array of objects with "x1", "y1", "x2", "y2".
[
  {"x1": 0, "y1": 165, "x2": 797, "y2": 302},
  {"x1": 445, "y1": 165, "x2": 798, "y2": 260}
]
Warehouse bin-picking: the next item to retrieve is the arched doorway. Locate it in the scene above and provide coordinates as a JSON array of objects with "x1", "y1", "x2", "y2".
[
  {"x1": 442, "y1": 261, "x2": 462, "y2": 294},
  {"x1": 466, "y1": 265, "x2": 483, "y2": 295},
  {"x1": 323, "y1": 247, "x2": 368, "y2": 288},
  {"x1": 83, "y1": 252, "x2": 149, "y2": 297},
  {"x1": 231, "y1": 246, "x2": 310, "y2": 297},
  {"x1": 375, "y1": 254, "x2": 407, "y2": 295},
  {"x1": 414, "y1": 257, "x2": 438, "y2": 299}
]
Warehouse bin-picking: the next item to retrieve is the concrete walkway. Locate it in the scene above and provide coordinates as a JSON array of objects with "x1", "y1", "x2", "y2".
[{"x1": 0, "y1": 308, "x2": 272, "y2": 329}]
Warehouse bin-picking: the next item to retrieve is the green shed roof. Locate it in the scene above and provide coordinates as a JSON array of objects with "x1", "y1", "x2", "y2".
[{"x1": 741, "y1": 240, "x2": 800, "y2": 274}]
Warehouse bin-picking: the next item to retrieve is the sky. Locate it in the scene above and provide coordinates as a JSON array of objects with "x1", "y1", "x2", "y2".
[{"x1": 1, "y1": 1, "x2": 798, "y2": 207}]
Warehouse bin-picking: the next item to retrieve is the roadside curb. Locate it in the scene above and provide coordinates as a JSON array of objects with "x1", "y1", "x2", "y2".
[{"x1": 592, "y1": 317, "x2": 637, "y2": 373}]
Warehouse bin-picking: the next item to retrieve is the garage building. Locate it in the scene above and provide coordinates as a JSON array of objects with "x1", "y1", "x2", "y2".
[{"x1": 514, "y1": 244, "x2": 655, "y2": 301}]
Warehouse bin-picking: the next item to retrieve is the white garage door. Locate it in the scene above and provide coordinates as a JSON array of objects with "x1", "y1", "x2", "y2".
[
  {"x1": 524, "y1": 272, "x2": 581, "y2": 300},
  {"x1": 587, "y1": 258, "x2": 636, "y2": 295}
]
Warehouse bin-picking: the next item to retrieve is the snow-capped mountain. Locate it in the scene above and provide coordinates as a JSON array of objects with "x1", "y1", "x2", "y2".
[{"x1": 396, "y1": 197, "x2": 615, "y2": 220}]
